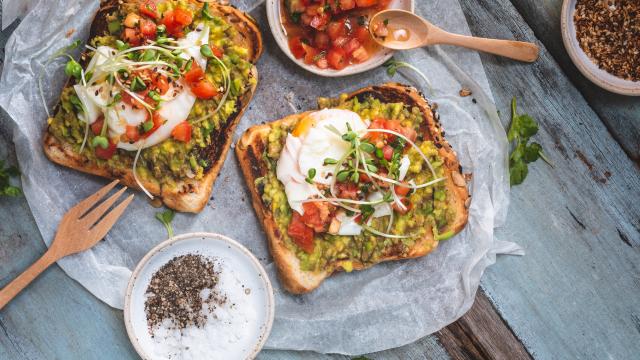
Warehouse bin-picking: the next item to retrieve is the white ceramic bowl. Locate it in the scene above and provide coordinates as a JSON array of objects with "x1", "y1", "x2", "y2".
[
  {"x1": 266, "y1": 0, "x2": 414, "y2": 77},
  {"x1": 561, "y1": 0, "x2": 640, "y2": 96},
  {"x1": 124, "y1": 232, "x2": 275, "y2": 360}
]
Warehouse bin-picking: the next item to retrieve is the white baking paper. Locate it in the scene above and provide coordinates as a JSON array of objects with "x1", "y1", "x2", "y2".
[{"x1": 0, "y1": 0, "x2": 522, "y2": 355}]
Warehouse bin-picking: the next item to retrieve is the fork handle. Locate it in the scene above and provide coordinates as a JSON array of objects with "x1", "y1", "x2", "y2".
[{"x1": 0, "y1": 250, "x2": 57, "y2": 310}]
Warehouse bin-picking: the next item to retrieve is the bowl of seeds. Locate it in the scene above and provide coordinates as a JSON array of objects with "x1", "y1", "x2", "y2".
[
  {"x1": 124, "y1": 233, "x2": 275, "y2": 360},
  {"x1": 561, "y1": 0, "x2": 640, "y2": 96}
]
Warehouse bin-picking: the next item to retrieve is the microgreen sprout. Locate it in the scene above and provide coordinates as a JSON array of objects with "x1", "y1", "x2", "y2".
[
  {"x1": 202, "y1": 2, "x2": 214, "y2": 20},
  {"x1": 384, "y1": 58, "x2": 433, "y2": 94},
  {"x1": 155, "y1": 209, "x2": 175, "y2": 238},
  {"x1": 305, "y1": 168, "x2": 316, "y2": 184}
]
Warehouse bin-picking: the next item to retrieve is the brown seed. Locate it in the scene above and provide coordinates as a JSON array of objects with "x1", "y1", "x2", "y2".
[
  {"x1": 452, "y1": 171, "x2": 466, "y2": 187},
  {"x1": 459, "y1": 87, "x2": 472, "y2": 97}
]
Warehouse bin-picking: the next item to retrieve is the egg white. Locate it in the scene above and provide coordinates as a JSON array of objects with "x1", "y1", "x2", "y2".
[{"x1": 72, "y1": 24, "x2": 210, "y2": 151}]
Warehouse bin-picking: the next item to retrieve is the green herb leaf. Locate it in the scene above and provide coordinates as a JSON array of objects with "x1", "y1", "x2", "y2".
[
  {"x1": 509, "y1": 160, "x2": 528, "y2": 186},
  {"x1": 523, "y1": 142, "x2": 542, "y2": 163},
  {"x1": 115, "y1": 40, "x2": 129, "y2": 51},
  {"x1": 141, "y1": 49, "x2": 157, "y2": 62},
  {"x1": 323, "y1": 158, "x2": 338, "y2": 165},
  {"x1": 91, "y1": 136, "x2": 109, "y2": 149},
  {"x1": 305, "y1": 168, "x2": 316, "y2": 184},
  {"x1": 508, "y1": 97, "x2": 549, "y2": 186},
  {"x1": 108, "y1": 20, "x2": 121, "y2": 34},
  {"x1": 142, "y1": 120, "x2": 154, "y2": 132},
  {"x1": 0, "y1": 161, "x2": 22, "y2": 198},
  {"x1": 155, "y1": 209, "x2": 175, "y2": 238},
  {"x1": 290, "y1": 12, "x2": 302, "y2": 24},
  {"x1": 359, "y1": 142, "x2": 375, "y2": 153},
  {"x1": 156, "y1": 24, "x2": 166, "y2": 35},
  {"x1": 336, "y1": 170, "x2": 350, "y2": 182},
  {"x1": 130, "y1": 76, "x2": 147, "y2": 91},
  {"x1": 64, "y1": 59, "x2": 82, "y2": 80},
  {"x1": 202, "y1": 2, "x2": 214, "y2": 20},
  {"x1": 148, "y1": 90, "x2": 161, "y2": 102},
  {"x1": 200, "y1": 44, "x2": 214, "y2": 58}
]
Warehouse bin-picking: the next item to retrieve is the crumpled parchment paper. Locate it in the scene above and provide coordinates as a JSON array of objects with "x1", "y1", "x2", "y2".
[{"x1": 0, "y1": 0, "x2": 523, "y2": 354}]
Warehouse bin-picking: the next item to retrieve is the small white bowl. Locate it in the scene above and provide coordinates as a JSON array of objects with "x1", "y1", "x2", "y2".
[
  {"x1": 124, "y1": 232, "x2": 275, "y2": 360},
  {"x1": 561, "y1": 0, "x2": 640, "y2": 96},
  {"x1": 266, "y1": 0, "x2": 414, "y2": 77}
]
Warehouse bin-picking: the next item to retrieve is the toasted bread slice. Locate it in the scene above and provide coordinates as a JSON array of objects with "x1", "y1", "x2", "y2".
[
  {"x1": 43, "y1": 0, "x2": 262, "y2": 213},
  {"x1": 236, "y1": 83, "x2": 470, "y2": 293}
]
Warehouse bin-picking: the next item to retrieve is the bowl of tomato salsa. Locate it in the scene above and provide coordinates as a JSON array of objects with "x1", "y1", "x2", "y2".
[{"x1": 267, "y1": 0, "x2": 414, "y2": 77}]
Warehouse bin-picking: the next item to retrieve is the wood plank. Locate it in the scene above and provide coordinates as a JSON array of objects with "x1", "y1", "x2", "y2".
[
  {"x1": 509, "y1": 0, "x2": 640, "y2": 163},
  {"x1": 436, "y1": 292, "x2": 531, "y2": 360},
  {"x1": 459, "y1": 0, "x2": 640, "y2": 359}
]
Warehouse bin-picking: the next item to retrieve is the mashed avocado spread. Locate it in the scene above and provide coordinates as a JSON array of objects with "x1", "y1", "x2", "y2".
[
  {"x1": 48, "y1": 0, "x2": 255, "y2": 188},
  {"x1": 257, "y1": 95, "x2": 455, "y2": 272}
]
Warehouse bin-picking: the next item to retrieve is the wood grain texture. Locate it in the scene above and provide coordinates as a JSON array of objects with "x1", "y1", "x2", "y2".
[
  {"x1": 460, "y1": 0, "x2": 640, "y2": 359},
  {"x1": 436, "y1": 292, "x2": 531, "y2": 360},
  {"x1": 509, "y1": 0, "x2": 640, "y2": 163}
]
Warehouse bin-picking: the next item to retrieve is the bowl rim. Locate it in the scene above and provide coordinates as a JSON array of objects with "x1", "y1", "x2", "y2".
[
  {"x1": 123, "y1": 232, "x2": 275, "y2": 360},
  {"x1": 560, "y1": 0, "x2": 640, "y2": 96},
  {"x1": 265, "y1": 0, "x2": 415, "y2": 77}
]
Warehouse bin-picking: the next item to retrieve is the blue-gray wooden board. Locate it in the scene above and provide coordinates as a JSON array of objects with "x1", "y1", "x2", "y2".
[{"x1": 1, "y1": 0, "x2": 639, "y2": 359}]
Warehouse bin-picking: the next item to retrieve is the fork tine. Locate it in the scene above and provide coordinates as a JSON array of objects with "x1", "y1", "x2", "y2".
[
  {"x1": 88, "y1": 194, "x2": 135, "y2": 242},
  {"x1": 80, "y1": 186, "x2": 128, "y2": 227},
  {"x1": 69, "y1": 180, "x2": 119, "y2": 216}
]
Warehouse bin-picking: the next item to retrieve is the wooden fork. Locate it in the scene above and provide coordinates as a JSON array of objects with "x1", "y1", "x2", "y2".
[{"x1": 0, "y1": 180, "x2": 133, "y2": 310}]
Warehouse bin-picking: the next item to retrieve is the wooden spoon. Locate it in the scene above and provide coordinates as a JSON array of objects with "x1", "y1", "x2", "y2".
[
  {"x1": 0, "y1": 180, "x2": 134, "y2": 310},
  {"x1": 370, "y1": 9, "x2": 539, "y2": 63}
]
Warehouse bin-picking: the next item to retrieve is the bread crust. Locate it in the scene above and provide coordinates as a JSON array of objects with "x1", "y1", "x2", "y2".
[
  {"x1": 236, "y1": 83, "x2": 470, "y2": 293},
  {"x1": 43, "y1": 0, "x2": 263, "y2": 213}
]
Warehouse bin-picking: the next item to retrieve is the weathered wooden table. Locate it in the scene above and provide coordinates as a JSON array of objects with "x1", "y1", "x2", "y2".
[{"x1": 1, "y1": 0, "x2": 638, "y2": 359}]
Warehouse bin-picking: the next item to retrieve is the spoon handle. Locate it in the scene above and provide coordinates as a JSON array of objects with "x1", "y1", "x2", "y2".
[{"x1": 430, "y1": 30, "x2": 539, "y2": 63}]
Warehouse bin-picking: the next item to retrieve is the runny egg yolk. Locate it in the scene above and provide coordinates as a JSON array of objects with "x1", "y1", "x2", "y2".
[{"x1": 291, "y1": 115, "x2": 316, "y2": 137}]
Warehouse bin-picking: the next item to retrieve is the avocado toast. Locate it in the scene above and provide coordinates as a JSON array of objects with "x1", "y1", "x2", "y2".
[
  {"x1": 43, "y1": 0, "x2": 262, "y2": 212},
  {"x1": 236, "y1": 83, "x2": 470, "y2": 294}
]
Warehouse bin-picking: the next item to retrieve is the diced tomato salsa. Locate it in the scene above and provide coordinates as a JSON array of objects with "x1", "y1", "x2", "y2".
[{"x1": 281, "y1": 0, "x2": 390, "y2": 70}]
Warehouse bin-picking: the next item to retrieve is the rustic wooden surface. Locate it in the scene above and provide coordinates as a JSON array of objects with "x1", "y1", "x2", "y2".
[{"x1": 1, "y1": 0, "x2": 639, "y2": 359}]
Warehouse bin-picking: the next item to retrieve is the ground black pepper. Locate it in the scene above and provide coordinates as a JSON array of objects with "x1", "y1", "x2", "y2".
[
  {"x1": 144, "y1": 254, "x2": 227, "y2": 335},
  {"x1": 574, "y1": 0, "x2": 640, "y2": 81}
]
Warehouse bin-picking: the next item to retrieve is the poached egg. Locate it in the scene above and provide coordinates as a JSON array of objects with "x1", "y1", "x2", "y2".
[
  {"x1": 72, "y1": 23, "x2": 211, "y2": 151},
  {"x1": 276, "y1": 109, "x2": 400, "y2": 236}
]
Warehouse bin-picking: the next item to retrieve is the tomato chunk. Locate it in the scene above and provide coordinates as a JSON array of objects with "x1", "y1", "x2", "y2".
[
  {"x1": 123, "y1": 28, "x2": 142, "y2": 46},
  {"x1": 139, "y1": 1, "x2": 158, "y2": 19},
  {"x1": 382, "y1": 145, "x2": 394, "y2": 161},
  {"x1": 335, "y1": 182, "x2": 358, "y2": 199},
  {"x1": 173, "y1": 8, "x2": 193, "y2": 26},
  {"x1": 171, "y1": 121, "x2": 192, "y2": 142},
  {"x1": 183, "y1": 61, "x2": 205, "y2": 83},
  {"x1": 394, "y1": 183, "x2": 411, "y2": 196},
  {"x1": 91, "y1": 116, "x2": 104, "y2": 135},
  {"x1": 95, "y1": 141, "x2": 117, "y2": 160},
  {"x1": 327, "y1": 47, "x2": 347, "y2": 70},
  {"x1": 125, "y1": 125, "x2": 141, "y2": 143},
  {"x1": 302, "y1": 43, "x2": 319, "y2": 65},
  {"x1": 288, "y1": 213, "x2": 315, "y2": 253},
  {"x1": 190, "y1": 80, "x2": 218, "y2": 99},
  {"x1": 209, "y1": 45, "x2": 224, "y2": 58},
  {"x1": 288, "y1": 36, "x2": 306, "y2": 59},
  {"x1": 343, "y1": 38, "x2": 361, "y2": 54},
  {"x1": 300, "y1": 202, "x2": 334, "y2": 232},
  {"x1": 139, "y1": 18, "x2": 157, "y2": 39},
  {"x1": 356, "y1": 0, "x2": 379, "y2": 7}
]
